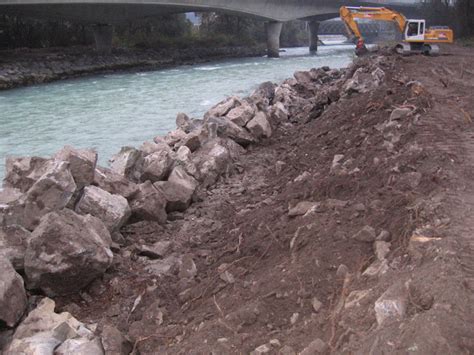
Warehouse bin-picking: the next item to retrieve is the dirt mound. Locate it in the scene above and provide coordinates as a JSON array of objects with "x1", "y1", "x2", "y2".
[{"x1": 4, "y1": 45, "x2": 474, "y2": 354}]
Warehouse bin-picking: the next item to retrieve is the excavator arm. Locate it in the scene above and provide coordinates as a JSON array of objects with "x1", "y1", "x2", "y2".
[{"x1": 339, "y1": 6, "x2": 407, "y2": 41}]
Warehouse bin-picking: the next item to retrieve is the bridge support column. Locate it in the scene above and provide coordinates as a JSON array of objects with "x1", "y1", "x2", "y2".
[
  {"x1": 92, "y1": 24, "x2": 113, "y2": 54},
  {"x1": 308, "y1": 20, "x2": 320, "y2": 53},
  {"x1": 266, "y1": 21, "x2": 283, "y2": 58}
]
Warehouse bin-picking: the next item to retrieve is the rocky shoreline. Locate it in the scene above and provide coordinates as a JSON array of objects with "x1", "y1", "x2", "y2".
[
  {"x1": 2, "y1": 46, "x2": 474, "y2": 354},
  {"x1": 0, "y1": 54, "x2": 383, "y2": 352},
  {"x1": 0, "y1": 45, "x2": 266, "y2": 90}
]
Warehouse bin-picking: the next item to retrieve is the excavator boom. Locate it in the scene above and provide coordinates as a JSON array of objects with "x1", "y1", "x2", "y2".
[{"x1": 340, "y1": 6, "x2": 406, "y2": 39}]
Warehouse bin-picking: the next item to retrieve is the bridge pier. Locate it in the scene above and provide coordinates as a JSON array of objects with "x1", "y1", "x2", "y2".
[
  {"x1": 266, "y1": 21, "x2": 283, "y2": 58},
  {"x1": 308, "y1": 20, "x2": 320, "y2": 53},
  {"x1": 92, "y1": 24, "x2": 114, "y2": 54}
]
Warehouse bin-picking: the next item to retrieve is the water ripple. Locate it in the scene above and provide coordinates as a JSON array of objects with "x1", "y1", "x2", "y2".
[{"x1": 0, "y1": 45, "x2": 354, "y2": 178}]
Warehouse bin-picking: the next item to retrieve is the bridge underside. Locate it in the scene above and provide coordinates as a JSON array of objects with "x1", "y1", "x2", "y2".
[
  {"x1": 0, "y1": 1, "x2": 419, "y2": 56},
  {"x1": 0, "y1": 0, "x2": 419, "y2": 24}
]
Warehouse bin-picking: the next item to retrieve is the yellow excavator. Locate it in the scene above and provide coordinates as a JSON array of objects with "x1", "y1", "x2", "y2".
[{"x1": 339, "y1": 6, "x2": 454, "y2": 55}]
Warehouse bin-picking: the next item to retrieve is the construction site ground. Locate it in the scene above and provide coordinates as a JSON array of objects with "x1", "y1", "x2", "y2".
[{"x1": 54, "y1": 44, "x2": 474, "y2": 354}]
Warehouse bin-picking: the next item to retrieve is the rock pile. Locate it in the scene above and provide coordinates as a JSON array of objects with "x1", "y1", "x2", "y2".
[{"x1": 0, "y1": 54, "x2": 391, "y2": 352}]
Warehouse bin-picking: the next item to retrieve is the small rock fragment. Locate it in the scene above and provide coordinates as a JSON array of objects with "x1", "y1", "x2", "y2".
[
  {"x1": 251, "y1": 344, "x2": 271, "y2": 355},
  {"x1": 363, "y1": 260, "x2": 389, "y2": 278},
  {"x1": 345, "y1": 289, "x2": 371, "y2": 309},
  {"x1": 288, "y1": 201, "x2": 319, "y2": 217},
  {"x1": 374, "y1": 241, "x2": 391, "y2": 261},
  {"x1": 336, "y1": 264, "x2": 349, "y2": 278},
  {"x1": 390, "y1": 107, "x2": 412, "y2": 121},
  {"x1": 279, "y1": 345, "x2": 296, "y2": 355},
  {"x1": 294, "y1": 171, "x2": 311, "y2": 183},
  {"x1": 179, "y1": 255, "x2": 197, "y2": 279},
  {"x1": 300, "y1": 339, "x2": 328, "y2": 354},
  {"x1": 376, "y1": 230, "x2": 391, "y2": 241},
  {"x1": 311, "y1": 298, "x2": 323, "y2": 312},
  {"x1": 331, "y1": 154, "x2": 344, "y2": 171},
  {"x1": 275, "y1": 161, "x2": 286, "y2": 175},
  {"x1": 290, "y1": 312, "x2": 299, "y2": 325},
  {"x1": 353, "y1": 225, "x2": 376, "y2": 242},
  {"x1": 374, "y1": 282, "x2": 409, "y2": 325},
  {"x1": 269, "y1": 339, "x2": 281, "y2": 347},
  {"x1": 217, "y1": 263, "x2": 235, "y2": 284},
  {"x1": 138, "y1": 241, "x2": 172, "y2": 259}
]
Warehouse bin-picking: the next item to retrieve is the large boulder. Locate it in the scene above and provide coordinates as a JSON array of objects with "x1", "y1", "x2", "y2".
[
  {"x1": 23, "y1": 161, "x2": 77, "y2": 231},
  {"x1": 344, "y1": 67, "x2": 385, "y2": 95},
  {"x1": 24, "y1": 209, "x2": 113, "y2": 296},
  {"x1": 168, "y1": 166, "x2": 199, "y2": 194},
  {"x1": 3, "y1": 156, "x2": 52, "y2": 192},
  {"x1": 204, "y1": 96, "x2": 241, "y2": 120},
  {"x1": 192, "y1": 140, "x2": 232, "y2": 187},
  {"x1": 269, "y1": 101, "x2": 289, "y2": 123},
  {"x1": 181, "y1": 131, "x2": 202, "y2": 152},
  {"x1": 93, "y1": 166, "x2": 139, "y2": 200},
  {"x1": 54, "y1": 145, "x2": 97, "y2": 189},
  {"x1": 0, "y1": 188, "x2": 26, "y2": 227},
  {"x1": 140, "y1": 148, "x2": 174, "y2": 182},
  {"x1": 250, "y1": 81, "x2": 276, "y2": 107},
  {"x1": 246, "y1": 111, "x2": 272, "y2": 139},
  {"x1": 294, "y1": 70, "x2": 313, "y2": 85},
  {"x1": 0, "y1": 257, "x2": 27, "y2": 327},
  {"x1": 208, "y1": 117, "x2": 256, "y2": 147},
  {"x1": 226, "y1": 101, "x2": 255, "y2": 127},
  {"x1": 274, "y1": 84, "x2": 296, "y2": 106},
  {"x1": 160, "y1": 129, "x2": 187, "y2": 148},
  {"x1": 100, "y1": 324, "x2": 132, "y2": 355},
  {"x1": 140, "y1": 140, "x2": 172, "y2": 155},
  {"x1": 175, "y1": 146, "x2": 199, "y2": 178},
  {"x1": 154, "y1": 181, "x2": 193, "y2": 213},
  {"x1": 109, "y1": 146, "x2": 143, "y2": 182},
  {"x1": 220, "y1": 137, "x2": 246, "y2": 161},
  {"x1": 0, "y1": 224, "x2": 31, "y2": 271},
  {"x1": 176, "y1": 112, "x2": 203, "y2": 133},
  {"x1": 5, "y1": 297, "x2": 100, "y2": 355},
  {"x1": 55, "y1": 338, "x2": 104, "y2": 355},
  {"x1": 75, "y1": 186, "x2": 131, "y2": 232},
  {"x1": 129, "y1": 181, "x2": 167, "y2": 224}
]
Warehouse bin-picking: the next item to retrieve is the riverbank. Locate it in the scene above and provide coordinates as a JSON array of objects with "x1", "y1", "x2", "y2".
[
  {"x1": 0, "y1": 45, "x2": 266, "y2": 90},
  {"x1": 1, "y1": 45, "x2": 474, "y2": 354}
]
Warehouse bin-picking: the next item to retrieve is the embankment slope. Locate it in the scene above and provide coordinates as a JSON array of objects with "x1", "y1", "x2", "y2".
[{"x1": 1, "y1": 45, "x2": 474, "y2": 354}]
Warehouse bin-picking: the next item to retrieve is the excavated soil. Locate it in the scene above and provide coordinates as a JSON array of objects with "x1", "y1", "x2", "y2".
[{"x1": 54, "y1": 45, "x2": 474, "y2": 354}]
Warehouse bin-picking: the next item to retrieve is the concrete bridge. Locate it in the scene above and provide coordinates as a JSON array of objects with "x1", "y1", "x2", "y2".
[{"x1": 0, "y1": 0, "x2": 420, "y2": 56}]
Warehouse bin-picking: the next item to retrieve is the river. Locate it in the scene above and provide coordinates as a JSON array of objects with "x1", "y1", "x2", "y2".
[{"x1": 0, "y1": 45, "x2": 354, "y2": 179}]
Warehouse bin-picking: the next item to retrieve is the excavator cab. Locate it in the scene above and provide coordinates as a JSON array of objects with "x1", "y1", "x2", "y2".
[{"x1": 404, "y1": 20, "x2": 426, "y2": 41}]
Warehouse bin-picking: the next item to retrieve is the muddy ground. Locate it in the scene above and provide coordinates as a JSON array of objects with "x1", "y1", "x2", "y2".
[{"x1": 31, "y1": 45, "x2": 474, "y2": 354}]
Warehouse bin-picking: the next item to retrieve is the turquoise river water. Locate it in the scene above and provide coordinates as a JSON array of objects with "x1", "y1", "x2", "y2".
[{"x1": 0, "y1": 45, "x2": 354, "y2": 179}]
